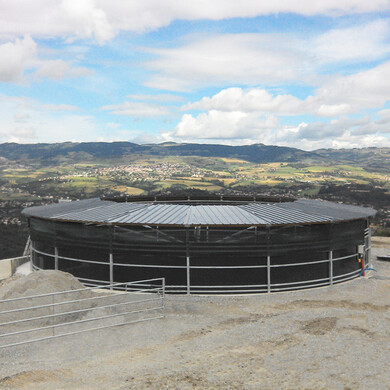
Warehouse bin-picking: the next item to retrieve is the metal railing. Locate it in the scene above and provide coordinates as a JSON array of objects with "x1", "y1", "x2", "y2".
[
  {"x1": 30, "y1": 241, "x2": 365, "y2": 294},
  {"x1": 0, "y1": 278, "x2": 165, "y2": 349}
]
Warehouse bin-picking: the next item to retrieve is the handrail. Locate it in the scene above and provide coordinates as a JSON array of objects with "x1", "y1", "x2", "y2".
[{"x1": 31, "y1": 246, "x2": 358, "y2": 270}]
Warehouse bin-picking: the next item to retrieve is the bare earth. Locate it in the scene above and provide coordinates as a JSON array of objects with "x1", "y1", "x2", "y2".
[{"x1": 0, "y1": 244, "x2": 390, "y2": 390}]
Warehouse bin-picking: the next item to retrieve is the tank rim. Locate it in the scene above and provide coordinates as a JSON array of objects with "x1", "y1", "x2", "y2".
[{"x1": 101, "y1": 194, "x2": 296, "y2": 205}]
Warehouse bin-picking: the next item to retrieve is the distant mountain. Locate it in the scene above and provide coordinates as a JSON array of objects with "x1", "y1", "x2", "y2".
[
  {"x1": 0, "y1": 142, "x2": 143, "y2": 161},
  {"x1": 0, "y1": 142, "x2": 318, "y2": 164},
  {"x1": 315, "y1": 147, "x2": 390, "y2": 172},
  {"x1": 0, "y1": 141, "x2": 388, "y2": 169}
]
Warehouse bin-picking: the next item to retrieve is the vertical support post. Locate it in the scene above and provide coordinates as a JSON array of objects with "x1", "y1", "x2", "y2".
[
  {"x1": 23, "y1": 235, "x2": 31, "y2": 256},
  {"x1": 186, "y1": 256, "x2": 190, "y2": 295},
  {"x1": 367, "y1": 220, "x2": 372, "y2": 266},
  {"x1": 162, "y1": 278, "x2": 165, "y2": 318},
  {"x1": 54, "y1": 247, "x2": 59, "y2": 270},
  {"x1": 266, "y1": 225, "x2": 271, "y2": 293},
  {"x1": 51, "y1": 294, "x2": 55, "y2": 336},
  {"x1": 329, "y1": 250, "x2": 333, "y2": 286},
  {"x1": 267, "y1": 255, "x2": 271, "y2": 293},
  {"x1": 186, "y1": 228, "x2": 190, "y2": 295},
  {"x1": 30, "y1": 240, "x2": 34, "y2": 265},
  {"x1": 109, "y1": 224, "x2": 113, "y2": 290},
  {"x1": 109, "y1": 252, "x2": 114, "y2": 290}
]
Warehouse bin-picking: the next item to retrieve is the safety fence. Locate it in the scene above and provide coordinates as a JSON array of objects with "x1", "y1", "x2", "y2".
[
  {"x1": 0, "y1": 278, "x2": 165, "y2": 349},
  {"x1": 30, "y1": 243, "x2": 365, "y2": 294}
]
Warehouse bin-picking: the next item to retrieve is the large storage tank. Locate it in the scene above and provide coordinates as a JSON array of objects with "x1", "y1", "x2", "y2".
[{"x1": 22, "y1": 195, "x2": 375, "y2": 294}]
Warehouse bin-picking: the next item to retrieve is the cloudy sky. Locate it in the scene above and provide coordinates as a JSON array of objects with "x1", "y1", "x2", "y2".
[{"x1": 1, "y1": 1, "x2": 390, "y2": 150}]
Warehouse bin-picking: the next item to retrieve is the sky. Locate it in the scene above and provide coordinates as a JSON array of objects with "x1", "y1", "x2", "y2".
[{"x1": 1, "y1": 1, "x2": 390, "y2": 150}]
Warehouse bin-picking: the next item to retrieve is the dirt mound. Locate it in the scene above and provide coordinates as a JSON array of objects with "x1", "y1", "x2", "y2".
[
  {"x1": 0, "y1": 270, "x2": 84, "y2": 302},
  {"x1": 0, "y1": 271, "x2": 95, "y2": 328}
]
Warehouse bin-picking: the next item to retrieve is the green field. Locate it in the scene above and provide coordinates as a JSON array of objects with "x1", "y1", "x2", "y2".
[{"x1": 0, "y1": 155, "x2": 389, "y2": 201}]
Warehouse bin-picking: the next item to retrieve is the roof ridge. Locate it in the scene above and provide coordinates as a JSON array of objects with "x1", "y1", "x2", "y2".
[
  {"x1": 183, "y1": 206, "x2": 194, "y2": 226},
  {"x1": 237, "y1": 204, "x2": 273, "y2": 225}
]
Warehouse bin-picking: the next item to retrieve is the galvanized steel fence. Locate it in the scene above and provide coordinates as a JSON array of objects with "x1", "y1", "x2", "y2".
[
  {"x1": 30, "y1": 244, "x2": 366, "y2": 294},
  {"x1": 0, "y1": 278, "x2": 165, "y2": 349}
]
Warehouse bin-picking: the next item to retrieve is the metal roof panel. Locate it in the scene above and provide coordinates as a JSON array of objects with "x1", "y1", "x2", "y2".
[{"x1": 22, "y1": 198, "x2": 376, "y2": 226}]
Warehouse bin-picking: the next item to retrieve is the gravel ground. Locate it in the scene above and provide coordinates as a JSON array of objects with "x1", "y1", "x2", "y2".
[{"x1": 0, "y1": 244, "x2": 389, "y2": 390}]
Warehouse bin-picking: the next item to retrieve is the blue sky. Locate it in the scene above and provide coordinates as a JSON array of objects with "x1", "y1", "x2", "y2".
[{"x1": 1, "y1": 1, "x2": 390, "y2": 150}]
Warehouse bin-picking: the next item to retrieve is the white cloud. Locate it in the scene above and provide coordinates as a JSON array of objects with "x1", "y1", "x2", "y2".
[
  {"x1": 0, "y1": 36, "x2": 36, "y2": 82},
  {"x1": 348, "y1": 110, "x2": 390, "y2": 135},
  {"x1": 144, "y1": 33, "x2": 307, "y2": 91},
  {"x1": 130, "y1": 132, "x2": 167, "y2": 144},
  {"x1": 281, "y1": 124, "x2": 390, "y2": 150},
  {"x1": 175, "y1": 110, "x2": 279, "y2": 139},
  {"x1": 183, "y1": 88, "x2": 306, "y2": 115},
  {"x1": 126, "y1": 93, "x2": 184, "y2": 103},
  {"x1": 9, "y1": 126, "x2": 37, "y2": 140},
  {"x1": 61, "y1": 0, "x2": 114, "y2": 44},
  {"x1": 183, "y1": 58, "x2": 390, "y2": 117},
  {"x1": 35, "y1": 59, "x2": 93, "y2": 80},
  {"x1": 101, "y1": 101, "x2": 172, "y2": 118},
  {"x1": 170, "y1": 111, "x2": 390, "y2": 149},
  {"x1": 0, "y1": 1, "x2": 388, "y2": 42},
  {"x1": 313, "y1": 19, "x2": 390, "y2": 63},
  {"x1": 165, "y1": 45, "x2": 390, "y2": 148},
  {"x1": 183, "y1": 87, "x2": 353, "y2": 117},
  {"x1": 13, "y1": 113, "x2": 31, "y2": 121},
  {"x1": 0, "y1": 94, "x2": 99, "y2": 142},
  {"x1": 287, "y1": 117, "x2": 371, "y2": 141},
  {"x1": 314, "y1": 61, "x2": 390, "y2": 110},
  {"x1": 143, "y1": 20, "x2": 390, "y2": 91},
  {"x1": 283, "y1": 129, "x2": 390, "y2": 150},
  {"x1": 0, "y1": 36, "x2": 93, "y2": 83}
]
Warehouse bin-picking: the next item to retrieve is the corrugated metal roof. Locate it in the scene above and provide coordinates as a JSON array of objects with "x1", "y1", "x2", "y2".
[
  {"x1": 53, "y1": 202, "x2": 147, "y2": 223},
  {"x1": 21, "y1": 198, "x2": 110, "y2": 219},
  {"x1": 276, "y1": 198, "x2": 376, "y2": 221},
  {"x1": 239, "y1": 203, "x2": 333, "y2": 225},
  {"x1": 22, "y1": 197, "x2": 376, "y2": 226}
]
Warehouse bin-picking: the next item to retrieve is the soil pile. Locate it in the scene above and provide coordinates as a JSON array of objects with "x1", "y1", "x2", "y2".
[
  {"x1": 0, "y1": 270, "x2": 84, "y2": 301},
  {"x1": 0, "y1": 271, "x2": 94, "y2": 327}
]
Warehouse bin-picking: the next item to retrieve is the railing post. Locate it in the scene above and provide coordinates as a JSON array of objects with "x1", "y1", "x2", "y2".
[
  {"x1": 51, "y1": 294, "x2": 55, "y2": 336},
  {"x1": 109, "y1": 252, "x2": 113, "y2": 290},
  {"x1": 367, "y1": 225, "x2": 372, "y2": 266},
  {"x1": 186, "y1": 228, "x2": 190, "y2": 295},
  {"x1": 186, "y1": 256, "x2": 190, "y2": 295},
  {"x1": 329, "y1": 250, "x2": 333, "y2": 286},
  {"x1": 54, "y1": 247, "x2": 58, "y2": 271},
  {"x1": 162, "y1": 278, "x2": 165, "y2": 318},
  {"x1": 109, "y1": 224, "x2": 114, "y2": 290},
  {"x1": 30, "y1": 241, "x2": 34, "y2": 264},
  {"x1": 267, "y1": 255, "x2": 271, "y2": 293}
]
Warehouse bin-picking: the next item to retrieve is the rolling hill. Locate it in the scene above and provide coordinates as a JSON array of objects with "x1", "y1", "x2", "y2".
[{"x1": 0, "y1": 142, "x2": 320, "y2": 164}]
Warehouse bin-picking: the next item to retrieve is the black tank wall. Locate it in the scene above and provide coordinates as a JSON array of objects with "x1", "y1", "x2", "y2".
[{"x1": 29, "y1": 217, "x2": 366, "y2": 291}]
